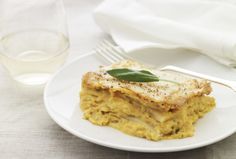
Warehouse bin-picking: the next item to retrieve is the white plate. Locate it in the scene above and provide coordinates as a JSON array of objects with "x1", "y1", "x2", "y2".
[{"x1": 44, "y1": 48, "x2": 236, "y2": 152}]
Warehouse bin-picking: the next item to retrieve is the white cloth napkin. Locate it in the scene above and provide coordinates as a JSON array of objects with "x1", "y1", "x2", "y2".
[{"x1": 94, "y1": 0, "x2": 236, "y2": 67}]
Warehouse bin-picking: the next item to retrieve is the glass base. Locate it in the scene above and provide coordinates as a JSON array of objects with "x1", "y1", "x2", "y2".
[{"x1": 14, "y1": 73, "x2": 52, "y2": 85}]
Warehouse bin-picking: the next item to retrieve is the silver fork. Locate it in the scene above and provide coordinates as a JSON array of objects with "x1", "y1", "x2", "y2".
[{"x1": 96, "y1": 40, "x2": 236, "y2": 92}]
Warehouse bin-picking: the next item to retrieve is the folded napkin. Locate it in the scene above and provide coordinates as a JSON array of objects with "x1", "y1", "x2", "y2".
[{"x1": 94, "y1": 0, "x2": 236, "y2": 67}]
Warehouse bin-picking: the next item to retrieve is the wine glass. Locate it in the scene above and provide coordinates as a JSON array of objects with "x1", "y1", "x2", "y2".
[{"x1": 0, "y1": 0, "x2": 70, "y2": 85}]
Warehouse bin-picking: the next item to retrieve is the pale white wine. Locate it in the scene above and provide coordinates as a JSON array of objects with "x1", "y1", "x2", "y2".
[{"x1": 0, "y1": 29, "x2": 69, "y2": 85}]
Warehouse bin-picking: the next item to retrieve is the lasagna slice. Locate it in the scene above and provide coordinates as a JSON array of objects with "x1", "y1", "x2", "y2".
[{"x1": 80, "y1": 60, "x2": 215, "y2": 141}]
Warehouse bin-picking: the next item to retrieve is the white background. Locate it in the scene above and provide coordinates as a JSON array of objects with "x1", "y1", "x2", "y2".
[{"x1": 0, "y1": 0, "x2": 235, "y2": 158}]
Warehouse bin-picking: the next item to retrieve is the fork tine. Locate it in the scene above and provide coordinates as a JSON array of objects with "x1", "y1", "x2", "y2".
[
  {"x1": 99, "y1": 41, "x2": 124, "y2": 61},
  {"x1": 103, "y1": 40, "x2": 131, "y2": 60},
  {"x1": 102, "y1": 40, "x2": 125, "y2": 60},
  {"x1": 98, "y1": 42, "x2": 123, "y2": 63},
  {"x1": 96, "y1": 39, "x2": 134, "y2": 64},
  {"x1": 96, "y1": 43, "x2": 116, "y2": 63},
  {"x1": 96, "y1": 47, "x2": 116, "y2": 64},
  {"x1": 97, "y1": 41, "x2": 121, "y2": 63},
  {"x1": 103, "y1": 40, "x2": 157, "y2": 68}
]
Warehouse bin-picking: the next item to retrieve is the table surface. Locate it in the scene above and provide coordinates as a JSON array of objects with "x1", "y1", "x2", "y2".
[{"x1": 0, "y1": 0, "x2": 235, "y2": 158}]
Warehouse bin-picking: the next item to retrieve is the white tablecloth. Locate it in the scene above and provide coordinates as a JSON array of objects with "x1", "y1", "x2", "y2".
[{"x1": 0, "y1": 0, "x2": 235, "y2": 158}]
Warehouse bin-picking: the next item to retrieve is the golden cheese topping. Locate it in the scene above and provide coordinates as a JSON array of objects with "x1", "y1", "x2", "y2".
[{"x1": 83, "y1": 60, "x2": 212, "y2": 111}]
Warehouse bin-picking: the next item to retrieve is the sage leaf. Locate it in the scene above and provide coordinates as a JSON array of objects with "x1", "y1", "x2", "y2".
[
  {"x1": 107, "y1": 68, "x2": 159, "y2": 82},
  {"x1": 107, "y1": 68, "x2": 179, "y2": 84}
]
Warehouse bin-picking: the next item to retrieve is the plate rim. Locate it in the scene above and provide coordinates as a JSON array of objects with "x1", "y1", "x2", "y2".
[{"x1": 44, "y1": 51, "x2": 236, "y2": 153}]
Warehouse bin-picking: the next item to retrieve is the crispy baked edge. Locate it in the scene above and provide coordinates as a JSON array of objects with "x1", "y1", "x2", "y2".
[{"x1": 82, "y1": 72, "x2": 212, "y2": 112}]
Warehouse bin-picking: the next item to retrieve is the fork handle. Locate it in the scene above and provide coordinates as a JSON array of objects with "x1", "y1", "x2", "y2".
[{"x1": 160, "y1": 65, "x2": 235, "y2": 89}]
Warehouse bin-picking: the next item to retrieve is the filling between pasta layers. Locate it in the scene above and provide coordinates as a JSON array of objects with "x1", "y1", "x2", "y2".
[{"x1": 80, "y1": 60, "x2": 215, "y2": 141}]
